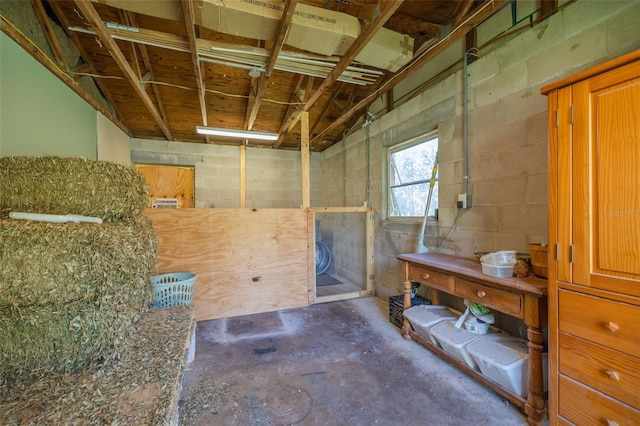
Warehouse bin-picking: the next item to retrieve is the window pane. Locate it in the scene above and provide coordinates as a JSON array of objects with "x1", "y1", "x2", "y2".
[{"x1": 389, "y1": 136, "x2": 438, "y2": 218}]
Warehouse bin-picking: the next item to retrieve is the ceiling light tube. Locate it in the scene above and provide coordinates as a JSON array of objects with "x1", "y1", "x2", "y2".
[{"x1": 196, "y1": 126, "x2": 279, "y2": 141}]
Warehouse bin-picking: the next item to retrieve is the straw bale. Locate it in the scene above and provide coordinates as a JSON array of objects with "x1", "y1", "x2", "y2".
[
  {"x1": 0, "y1": 295, "x2": 147, "y2": 383},
  {"x1": 0, "y1": 216, "x2": 158, "y2": 308},
  {"x1": 0, "y1": 156, "x2": 148, "y2": 222}
]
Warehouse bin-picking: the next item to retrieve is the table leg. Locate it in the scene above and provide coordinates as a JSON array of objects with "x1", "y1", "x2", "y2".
[
  {"x1": 525, "y1": 323, "x2": 547, "y2": 425},
  {"x1": 402, "y1": 279, "x2": 412, "y2": 340}
]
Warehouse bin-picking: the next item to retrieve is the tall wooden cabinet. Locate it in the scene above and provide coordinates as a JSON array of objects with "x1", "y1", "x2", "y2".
[{"x1": 542, "y1": 50, "x2": 640, "y2": 425}]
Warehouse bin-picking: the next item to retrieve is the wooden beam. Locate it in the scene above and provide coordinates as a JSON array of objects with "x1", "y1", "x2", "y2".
[
  {"x1": 45, "y1": 1, "x2": 130, "y2": 134},
  {"x1": 0, "y1": 13, "x2": 130, "y2": 137},
  {"x1": 310, "y1": 82, "x2": 344, "y2": 142},
  {"x1": 181, "y1": 0, "x2": 208, "y2": 128},
  {"x1": 72, "y1": 0, "x2": 174, "y2": 140},
  {"x1": 301, "y1": 112, "x2": 310, "y2": 209},
  {"x1": 453, "y1": 0, "x2": 477, "y2": 29},
  {"x1": 281, "y1": 0, "x2": 405, "y2": 141},
  {"x1": 245, "y1": 0, "x2": 298, "y2": 131},
  {"x1": 310, "y1": 0, "x2": 511, "y2": 146},
  {"x1": 277, "y1": 74, "x2": 305, "y2": 135},
  {"x1": 125, "y1": 12, "x2": 172, "y2": 139},
  {"x1": 240, "y1": 145, "x2": 246, "y2": 208},
  {"x1": 31, "y1": 0, "x2": 67, "y2": 70}
]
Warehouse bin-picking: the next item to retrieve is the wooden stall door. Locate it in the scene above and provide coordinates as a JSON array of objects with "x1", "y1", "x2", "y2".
[{"x1": 136, "y1": 165, "x2": 195, "y2": 208}]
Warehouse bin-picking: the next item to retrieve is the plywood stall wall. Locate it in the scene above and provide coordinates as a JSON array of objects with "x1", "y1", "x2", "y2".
[{"x1": 146, "y1": 208, "x2": 311, "y2": 321}]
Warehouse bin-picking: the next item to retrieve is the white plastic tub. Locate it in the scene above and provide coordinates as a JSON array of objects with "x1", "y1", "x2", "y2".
[
  {"x1": 466, "y1": 336, "x2": 548, "y2": 397},
  {"x1": 481, "y1": 263, "x2": 514, "y2": 278},
  {"x1": 403, "y1": 305, "x2": 457, "y2": 347},
  {"x1": 430, "y1": 320, "x2": 483, "y2": 371}
]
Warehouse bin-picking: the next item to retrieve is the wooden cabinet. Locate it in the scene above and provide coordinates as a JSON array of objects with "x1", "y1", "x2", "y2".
[{"x1": 542, "y1": 50, "x2": 640, "y2": 425}]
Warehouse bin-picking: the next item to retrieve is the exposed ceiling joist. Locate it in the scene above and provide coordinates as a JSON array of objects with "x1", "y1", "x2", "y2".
[
  {"x1": 72, "y1": 0, "x2": 174, "y2": 140},
  {"x1": 310, "y1": 0, "x2": 511, "y2": 146},
  {"x1": 245, "y1": 0, "x2": 298, "y2": 132},
  {"x1": 276, "y1": 0, "x2": 405, "y2": 147}
]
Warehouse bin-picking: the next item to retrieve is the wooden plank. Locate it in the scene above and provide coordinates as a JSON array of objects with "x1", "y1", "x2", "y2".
[
  {"x1": 301, "y1": 111, "x2": 310, "y2": 208},
  {"x1": 146, "y1": 208, "x2": 309, "y2": 321},
  {"x1": 136, "y1": 164, "x2": 195, "y2": 208},
  {"x1": 310, "y1": 0, "x2": 511, "y2": 146},
  {"x1": 0, "y1": 12, "x2": 130, "y2": 137},
  {"x1": 73, "y1": 0, "x2": 174, "y2": 140},
  {"x1": 281, "y1": 0, "x2": 405, "y2": 139},
  {"x1": 240, "y1": 145, "x2": 246, "y2": 208}
]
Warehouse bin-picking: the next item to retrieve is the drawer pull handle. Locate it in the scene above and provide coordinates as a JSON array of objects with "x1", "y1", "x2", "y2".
[
  {"x1": 605, "y1": 370, "x2": 620, "y2": 381},
  {"x1": 606, "y1": 321, "x2": 620, "y2": 333},
  {"x1": 606, "y1": 420, "x2": 619, "y2": 426},
  {"x1": 422, "y1": 273, "x2": 429, "y2": 280},
  {"x1": 477, "y1": 290, "x2": 486, "y2": 298}
]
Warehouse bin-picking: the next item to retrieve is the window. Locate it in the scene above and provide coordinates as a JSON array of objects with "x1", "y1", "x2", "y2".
[{"x1": 388, "y1": 134, "x2": 438, "y2": 219}]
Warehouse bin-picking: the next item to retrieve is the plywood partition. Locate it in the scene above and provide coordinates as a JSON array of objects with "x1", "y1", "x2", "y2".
[{"x1": 146, "y1": 208, "x2": 310, "y2": 321}]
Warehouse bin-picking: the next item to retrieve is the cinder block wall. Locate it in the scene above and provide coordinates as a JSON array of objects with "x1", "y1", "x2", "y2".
[
  {"x1": 130, "y1": 138, "x2": 321, "y2": 208},
  {"x1": 319, "y1": 0, "x2": 640, "y2": 301}
]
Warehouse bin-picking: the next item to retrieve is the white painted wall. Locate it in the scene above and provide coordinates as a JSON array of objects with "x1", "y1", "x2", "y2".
[{"x1": 97, "y1": 113, "x2": 131, "y2": 165}]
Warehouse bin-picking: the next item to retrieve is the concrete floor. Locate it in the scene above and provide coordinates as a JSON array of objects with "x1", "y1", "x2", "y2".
[{"x1": 178, "y1": 296, "x2": 528, "y2": 425}]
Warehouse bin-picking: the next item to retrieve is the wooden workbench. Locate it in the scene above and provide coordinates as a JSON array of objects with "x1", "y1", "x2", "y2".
[{"x1": 398, "y1": 253, "x2": 548, "y2": 425}]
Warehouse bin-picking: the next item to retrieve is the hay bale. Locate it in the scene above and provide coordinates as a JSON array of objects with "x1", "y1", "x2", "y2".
[
  {"x1": 0, "y1": 293, "x2": 147, "y2": 383},
  {"x1": 0, "y1": 156, "x2": 148, "y2": 222},
  {"x1": 0, "y1": 216, "x2": 158, "y2": 383},
  {"x1": 0, "y1": 216, "x2": 157, "y2": 307}
]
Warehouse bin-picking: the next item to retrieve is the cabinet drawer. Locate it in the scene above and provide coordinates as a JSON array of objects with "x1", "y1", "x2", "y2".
[
  {"x1": 559, "y1": 290, "x2": 640, "y2": 357},
  {"x1": 407, "y1": 266, "x2": 450, "y2": 293},
  {"x1": 559, "y1": 375, "x2": 640, "y2": 426},
  {"x1": 559, "y1": 332, "x2": 640, "y2": 408},
  {"x1": 455, "y1": 279, "x2": 521, "y2": 316}
]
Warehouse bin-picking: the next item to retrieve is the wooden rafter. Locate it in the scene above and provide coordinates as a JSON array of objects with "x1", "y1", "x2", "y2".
[
  {"x1": 453, "y1": 0, "x2": 478, "y2": 28},
  {"x1": 125, "y1": 12, "x2": 171, "y2": 134},
  {"x1": 310, "y1": 82, "x2": 343, "y2": 136},
  {"x1": 277, "y1": 74, "x2": 306, "y2": 135},
  {"x1": 0, "y1": 13, "x2": 129, "y2": 136},
  {"x1": 310, "y1": 0, "x2": 511, "y2": 146},
  {"x1": 277, "y1": 0, "x2": 405, "y2": 146},
  {"x1": 181, "y1": 0, "x2": 208, "y2": 128},
  {"x1": 47, "y1": 1, "x2": 128, "y2": 131},
  {"x1": 30, "y1": 0, "x2": 66, "y2": 70},
  {"x1": 245, "y1": 0, "x2": 298, "y2": 132},
  {"x1": 72, "y1": 0, "x2": 173, "y2": 140}
]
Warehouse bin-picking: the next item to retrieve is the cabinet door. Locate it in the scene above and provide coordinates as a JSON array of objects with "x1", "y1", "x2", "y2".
[
  {"x1": 572, "y1": 61, "x2": 640, "y2": 295},
  {"x1": 549, "y1": 86, "x2": 574, "y2": 285}
]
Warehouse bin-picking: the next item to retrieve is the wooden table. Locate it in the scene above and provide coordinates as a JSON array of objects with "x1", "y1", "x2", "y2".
[{"x1": 398, "y1": 253, "x2": 548, "y2": 426}]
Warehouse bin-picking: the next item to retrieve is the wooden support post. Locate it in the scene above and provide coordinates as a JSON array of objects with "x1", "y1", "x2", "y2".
[
  {"x1": 301, "y1": 111, "x2": 310, "y2": 209},
  {"x1": 240, "y1": 145, "x2": 246, "y2": 208}
]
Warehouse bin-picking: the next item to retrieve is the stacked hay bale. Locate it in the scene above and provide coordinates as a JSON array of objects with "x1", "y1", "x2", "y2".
[{"x1": 0, "y1": 156, "x2": 157, "y2": 384}]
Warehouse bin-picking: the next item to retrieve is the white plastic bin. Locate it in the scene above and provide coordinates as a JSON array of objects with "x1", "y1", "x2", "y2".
[
  {"x1": 430, "y1": 320, "x2": 483, "y2": 371},
  {"x1": 403, "y1": 305, "x2": 457, "y2": 347},
  {"x1": 466, "y1": 336, "x2": 548, "y2": 397}
]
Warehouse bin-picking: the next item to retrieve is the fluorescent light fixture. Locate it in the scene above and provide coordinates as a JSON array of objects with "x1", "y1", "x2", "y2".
[{"x1": 196, "y1": 126, "x2": 278, "y2": 141}]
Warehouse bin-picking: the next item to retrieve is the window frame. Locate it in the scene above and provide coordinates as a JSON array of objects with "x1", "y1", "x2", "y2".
[{"x1": 386, "y1": 131, "x2": 439, "y2": 222}]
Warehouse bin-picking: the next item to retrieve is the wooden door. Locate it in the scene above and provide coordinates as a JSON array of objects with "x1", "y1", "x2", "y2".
[
  {"x1": 572, "y1": 62, "x2": 640, "y2": 296},
  {"x1": 136, "y1": 165, "x2": 195, "y2": 208}
]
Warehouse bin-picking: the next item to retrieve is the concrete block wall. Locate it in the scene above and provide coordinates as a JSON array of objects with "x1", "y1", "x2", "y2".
[
  {"x1": 130, "y1": 138, "x2": 321, "y2": 208},
  {"x1": 319, "y1": 0, "x2": 640, "y2": 301}
]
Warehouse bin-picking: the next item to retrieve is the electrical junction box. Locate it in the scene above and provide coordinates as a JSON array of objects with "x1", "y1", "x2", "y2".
[{"x1": 457, "y1": 193, "x2": 472, "y2": 209}]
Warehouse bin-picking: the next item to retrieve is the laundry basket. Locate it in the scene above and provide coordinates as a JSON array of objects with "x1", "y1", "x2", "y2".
[{"x1": 151, "y1": 272, "x2": 196, "y2": 308}]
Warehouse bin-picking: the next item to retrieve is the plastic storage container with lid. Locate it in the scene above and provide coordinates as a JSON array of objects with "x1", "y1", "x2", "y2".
[
  {"x1": 466, "y1": 335, "x2": 548, "y2": 397},
  {"x1": 403, "y1": 305, "x2": 458, "y2": 347},
  {"x1": 430, "y1": 320, "x2": 483, "y2": 371}
]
